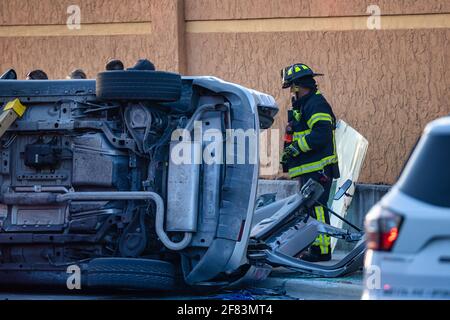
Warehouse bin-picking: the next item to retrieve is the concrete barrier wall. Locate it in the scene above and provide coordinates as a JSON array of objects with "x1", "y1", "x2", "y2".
[
  {"x1": 0, "y1": 0, "x2": 449, "y2": 184},
  {"x1": 257, "y1": 179, "x2": 390, "y2": 217}
]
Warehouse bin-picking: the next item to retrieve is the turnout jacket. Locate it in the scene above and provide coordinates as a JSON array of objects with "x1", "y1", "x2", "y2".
[{"x1": 287, "y1": 89, "x2": 339, "y2": 179}]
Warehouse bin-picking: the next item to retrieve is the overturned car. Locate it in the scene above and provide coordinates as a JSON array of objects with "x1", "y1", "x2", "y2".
[
  {"x1": 0, "y1": 68, "x2": 279, "y2": 290},
  {"x1": 0, "y1": 68, "x2": 365, "y2": 291}
]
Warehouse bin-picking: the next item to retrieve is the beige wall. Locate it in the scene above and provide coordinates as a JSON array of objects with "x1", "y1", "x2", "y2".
[
  {"x1": 0, "y1": 0, "x2": 449, "y2": 184},
  {"x1": 0, "y1": 35, "x2": 155, "y2": 80},
  {"x1": 0, "y1": 0, "x2": 152, "y2": 25},
  {"x1": 185, "y1": 0, "x2": 450, "y2": 19},
  {"x1": 0, "y1": 0, "x2": 153, "y2": 79},
  {"x1": 186, "y1": 29, "x2": 449, "y2": 183}
]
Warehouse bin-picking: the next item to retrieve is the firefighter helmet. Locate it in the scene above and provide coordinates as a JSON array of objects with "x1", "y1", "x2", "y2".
[{"x1": 281, "y1": 63, "x2": 323, "y2": 89}]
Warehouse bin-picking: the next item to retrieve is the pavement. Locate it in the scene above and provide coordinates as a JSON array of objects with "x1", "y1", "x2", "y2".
[
  {"x1": 0, "y1": 247, "x2": 363, "y2": 300},
  {"x1": 0, "y1": 263, "x2": 364, "y2": 300},
  {"x1": 256, "y1": 269, "x2": 363, "y2": 300},
  {"x1": 0, "y1": 274, "x2": 363, "y2": 301},
  {"x1": 252, "y1": 250, "x2": 364, "y2": 300}
]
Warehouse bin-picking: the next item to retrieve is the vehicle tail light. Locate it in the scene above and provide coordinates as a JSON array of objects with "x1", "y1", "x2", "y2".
[{"x1": 365, "y1": 206, "x2": 403, "y2": 251}]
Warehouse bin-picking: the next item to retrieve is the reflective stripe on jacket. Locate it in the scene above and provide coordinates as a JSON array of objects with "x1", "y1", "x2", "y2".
[{"x1": 287, "y1": 90, "x2": 339, "y2": 178}]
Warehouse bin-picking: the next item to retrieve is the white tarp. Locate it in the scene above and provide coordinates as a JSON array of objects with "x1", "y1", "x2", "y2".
[{"x1": 330, "y1": 120, "x2": 369, "y2": 250}]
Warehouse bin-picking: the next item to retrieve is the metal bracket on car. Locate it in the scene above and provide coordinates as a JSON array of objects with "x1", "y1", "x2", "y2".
[
  {"x1": 73, "y1": 120, "x2": 137, "y2": 152},
  {"x1": 262, "y1": 239, "x2": 366, "y2": 278},
  {"x1": 248, "y1": 231, "x2": 366, "y2": 278},
  {"x1": 247, "y1": 179, "x2": 366, "y2": 278},
  {"x1": 183, "y1": 103, "x2": 229, "y2": 132}
]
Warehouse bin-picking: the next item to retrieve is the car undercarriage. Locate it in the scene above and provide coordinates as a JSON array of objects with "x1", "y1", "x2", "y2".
[{"x1": 0, "y1": 69, "x2": 364, "y2": 290}]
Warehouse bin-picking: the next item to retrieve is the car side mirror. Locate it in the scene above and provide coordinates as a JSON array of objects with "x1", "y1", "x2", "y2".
[{"x1": 334, "y1": 179, "x2": 353, "y2": 201}]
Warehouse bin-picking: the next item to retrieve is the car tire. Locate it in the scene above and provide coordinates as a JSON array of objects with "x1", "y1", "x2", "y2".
[
  {"x1": 87, "y1": 258, "x2": 176, "y2": 291},
  {"x1": 96, "y1": 70, "x2": 182, "y2": 102}
]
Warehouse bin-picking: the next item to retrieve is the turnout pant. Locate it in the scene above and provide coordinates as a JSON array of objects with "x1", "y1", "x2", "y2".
[{"x1": 299, "y1": 166, "x2": 333, "y2": 255}]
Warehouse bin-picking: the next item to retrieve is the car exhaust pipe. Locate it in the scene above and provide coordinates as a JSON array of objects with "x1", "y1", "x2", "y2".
[{"x1": 1, "y1": 191, "x2": 193, "y2": 251}]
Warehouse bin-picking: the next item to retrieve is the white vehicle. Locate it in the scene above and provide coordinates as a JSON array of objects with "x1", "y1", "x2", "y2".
[{"x1": 363, "y1": 116, "x2": 450, "y2": 300}]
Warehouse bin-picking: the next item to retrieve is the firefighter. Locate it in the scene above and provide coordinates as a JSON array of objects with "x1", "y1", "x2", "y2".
[{"x1": 280, "y1": 63, "x2": 340, "y2": 262}]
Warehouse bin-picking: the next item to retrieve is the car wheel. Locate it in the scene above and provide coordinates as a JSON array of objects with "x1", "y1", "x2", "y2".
[
  {"x1": 96, "y1": 70, "x2": 182, "y2": 102},
  {"x1": 87, "y1": 258, "x2": 176, "y2": 291}
]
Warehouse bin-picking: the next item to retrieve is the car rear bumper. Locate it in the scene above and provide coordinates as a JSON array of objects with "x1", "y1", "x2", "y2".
[{"x1": 364, "y1": 249, "x2": 450, "y2": 300}]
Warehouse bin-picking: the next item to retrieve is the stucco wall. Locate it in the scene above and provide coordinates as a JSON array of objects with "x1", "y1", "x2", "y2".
[
  {"x1": 0, "y1": 0, "x2": 449, "y2": 184},
  {"x1": 185, "y1": 0, "x2": 450, "y2": 19},
  {"x1": 0, "y1": 0, "x2": 153, "y2": 79},
  {"x1": 186, "y1": 29, "x2": 449, "y2": 184},
  {"x1": 0, "y1": 0, "x2": 152, "y2": 25},
  {"x1": 0, "y1": 35, "x2": 155, "y2": 80}
]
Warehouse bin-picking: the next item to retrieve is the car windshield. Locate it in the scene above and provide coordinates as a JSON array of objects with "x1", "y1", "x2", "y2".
[{"x1": 397, "y1": 131, "x2": 450, "y2": 208}]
